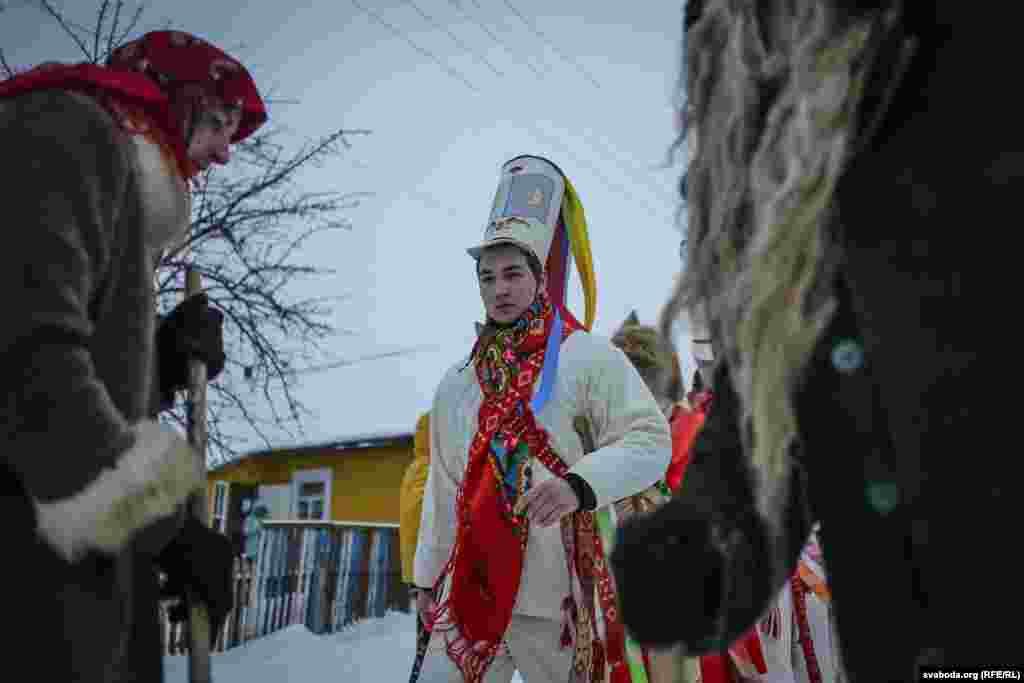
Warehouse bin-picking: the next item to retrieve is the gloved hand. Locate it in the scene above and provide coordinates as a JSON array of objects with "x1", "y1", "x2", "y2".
[
  {"x1": 158, "y1": 516, "x2": 235, "y2": 646},
  {"x1": 157, "y1": 292, "x2": 226, "y2": 402}
]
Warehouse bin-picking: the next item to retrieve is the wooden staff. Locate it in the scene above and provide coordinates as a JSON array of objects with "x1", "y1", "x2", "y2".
[{"x1": 184, "y1": 265, "x2": 214, "y2": 683}]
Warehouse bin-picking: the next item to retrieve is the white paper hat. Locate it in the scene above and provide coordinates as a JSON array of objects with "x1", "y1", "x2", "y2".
[{"x1": 467, "y1": 155, "x2": 566, "y2": 266}]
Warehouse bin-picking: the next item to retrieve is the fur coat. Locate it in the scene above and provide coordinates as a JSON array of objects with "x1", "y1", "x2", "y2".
[
  {"x1": 613, "y1": 2, "x2": 1012, "y2": 679},
  {"x1": 1, "y1": 89, "x2": 203, "y2": 682}
]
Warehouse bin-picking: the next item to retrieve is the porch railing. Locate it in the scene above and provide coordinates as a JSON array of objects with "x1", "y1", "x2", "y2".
[{"x1": 163, "y1": 520, "x2": 409, "y2": 655}]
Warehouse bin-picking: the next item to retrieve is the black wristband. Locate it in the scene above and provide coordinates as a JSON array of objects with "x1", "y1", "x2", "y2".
[{"x1": 565, "y1": 473, "x2": 597, "y2": 511}]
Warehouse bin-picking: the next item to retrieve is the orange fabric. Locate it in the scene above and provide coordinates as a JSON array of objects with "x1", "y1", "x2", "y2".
[{"x1": 798, "y1": 562, "x2": 832, "y2": 602}]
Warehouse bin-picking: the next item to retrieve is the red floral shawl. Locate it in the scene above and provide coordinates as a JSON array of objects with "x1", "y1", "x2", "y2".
[
  {"x1": 428, "y1": 289, "x2": 635, "y2": 683},
  {"x1": 427, "y1": 289, "x2": 575, "y2": 679}
]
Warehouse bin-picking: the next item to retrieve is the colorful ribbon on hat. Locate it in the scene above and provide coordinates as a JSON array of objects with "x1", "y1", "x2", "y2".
[
  {"x1": 534, "y1": 173, "x2": 594, "y2": 414},
  {"x1": 560, "y1": 177, "x2": 597, "y2": 331},
  {"x1": 530, "y1": 310, "x2": 563, "y2": 414}
]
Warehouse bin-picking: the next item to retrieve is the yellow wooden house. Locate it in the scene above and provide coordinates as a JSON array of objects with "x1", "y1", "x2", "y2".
[
  {"x1": 205, "y1": 430, "x2": 414, "y2": 556},
  {"x1": 166, "y1": 430, "x2": 418, "y2": 650}
]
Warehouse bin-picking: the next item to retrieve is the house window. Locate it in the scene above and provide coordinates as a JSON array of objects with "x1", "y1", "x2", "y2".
[
  {"x1": 297, "y1": 482, "x2": 326, "y2": 520},
  {"x1": 291, "y1": 468, "x2": 331, "y2": 521},
  {"x1": 211, "y1": 481, "x2": 229, "y2": 532}
]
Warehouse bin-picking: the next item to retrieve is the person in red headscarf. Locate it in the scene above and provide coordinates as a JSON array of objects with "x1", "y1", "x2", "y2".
[{"x1": 0, "y1": 30, "x2": 266, "y2": 682}]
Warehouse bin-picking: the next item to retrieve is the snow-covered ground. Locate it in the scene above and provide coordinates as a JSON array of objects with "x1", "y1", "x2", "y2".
[{"x1": 163, "y1": 611, "x2": 526, "y2": 682}]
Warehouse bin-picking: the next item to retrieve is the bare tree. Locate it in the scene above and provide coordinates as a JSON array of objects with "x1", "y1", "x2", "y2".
[
  {"x1": 2, "y1": 1, "x2": 395, "y2": 466},
  {"x1": 158, "y1": 123, "x2": 374, "y2": 468},
  {"x1": 1, "y1": 0, "x2": 147, "y2": 70}
]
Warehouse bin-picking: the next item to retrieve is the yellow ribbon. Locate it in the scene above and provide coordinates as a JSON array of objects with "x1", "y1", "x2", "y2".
[{"x1": 560, "y1": 177, "x2": 597, "y2": 331}]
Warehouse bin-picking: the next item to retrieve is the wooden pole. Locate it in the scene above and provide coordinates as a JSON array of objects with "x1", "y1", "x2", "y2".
[{"x1": 184, "y1": 266, "x2": 213, "y2": 683}]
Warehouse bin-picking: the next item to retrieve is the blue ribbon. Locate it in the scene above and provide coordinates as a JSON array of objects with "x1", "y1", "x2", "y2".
[{"x1": 529, "y1": 309, "x2": 563, "y2": 414}]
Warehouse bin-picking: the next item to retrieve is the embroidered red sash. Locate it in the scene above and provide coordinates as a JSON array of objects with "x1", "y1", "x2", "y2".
[
  {"x1": 428, "y1": 291, "x2": 633, "y2": 683},
  {"x1": 428, "y1": 293, "x2": 577, "y2": 681}
]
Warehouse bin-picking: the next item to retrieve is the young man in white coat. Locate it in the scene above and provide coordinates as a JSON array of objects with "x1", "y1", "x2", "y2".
[{"x1": 412, "y1": 155, "x2": 672, "y2": 683}]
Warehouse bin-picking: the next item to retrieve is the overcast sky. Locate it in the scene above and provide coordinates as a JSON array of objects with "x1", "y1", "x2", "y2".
[{"x1": 2, "y1": 0, "x2": 694, "y2": 449}]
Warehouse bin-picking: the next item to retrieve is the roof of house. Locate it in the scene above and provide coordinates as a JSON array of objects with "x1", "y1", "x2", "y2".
[{"x1": 211, "y1": 428, "x2": 415, "y2": 473}]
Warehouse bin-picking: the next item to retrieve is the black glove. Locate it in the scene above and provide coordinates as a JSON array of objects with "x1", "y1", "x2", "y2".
[
  {"x1": 157, "y1": 516, "x2": 234, "y2": 645},
  {"x1": 157, "y1": 293, "x2": 226, "y2": 402},
  {"x1": 564, "y1": 473, "x2": 597, "y2": 511}
]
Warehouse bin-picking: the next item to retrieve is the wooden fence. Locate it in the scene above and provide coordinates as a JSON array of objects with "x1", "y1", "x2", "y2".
[{"x1": 163, "y1": 520, "x2": 409, "y2": 655}]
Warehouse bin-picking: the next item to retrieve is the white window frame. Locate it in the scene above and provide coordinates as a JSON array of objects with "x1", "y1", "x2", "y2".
[{"x1": 290, "y1": 468, "x2": 332, "y2": 521}]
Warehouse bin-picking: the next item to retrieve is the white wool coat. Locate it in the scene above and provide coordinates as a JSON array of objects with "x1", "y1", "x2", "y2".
[{"x1": 414, "y1": 330, "x2": 672, "y2": 620}]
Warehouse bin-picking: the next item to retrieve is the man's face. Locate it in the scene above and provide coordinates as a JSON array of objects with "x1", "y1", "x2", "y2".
[
  {"x1": 477, "y1": 244, "x2": 541, "y2": 324},
  {"x1": 188, "y1": 103, "x2": 241, "y2": 171}
]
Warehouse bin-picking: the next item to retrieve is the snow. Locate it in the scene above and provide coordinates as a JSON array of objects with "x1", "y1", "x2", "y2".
[{"x1": 163, "y1": 611, "x2": 526, "y2": 682}]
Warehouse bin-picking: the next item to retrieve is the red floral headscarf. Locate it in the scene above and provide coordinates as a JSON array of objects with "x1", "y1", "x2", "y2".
[{"x1": 0, "y1": 30, "x2": 266, "y2": 179}]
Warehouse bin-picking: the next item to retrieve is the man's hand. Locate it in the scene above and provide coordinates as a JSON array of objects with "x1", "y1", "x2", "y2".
[{"x1": 513, "y1": 478, "x2": 580, "y2": 528}]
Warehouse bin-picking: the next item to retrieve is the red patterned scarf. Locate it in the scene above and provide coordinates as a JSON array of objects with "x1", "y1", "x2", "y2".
[
  {"x1": 427, "y1": 288, "x2": 579, "y2": 681},
  {"x1": 428, "y1": 288, "x2": 636, "y2": 683}
]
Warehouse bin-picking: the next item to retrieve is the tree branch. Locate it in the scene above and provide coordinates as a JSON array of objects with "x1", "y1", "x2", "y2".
[
  {"x1": 92, "y1": 0, "x2": 109, "y2": 64},
  {"x1": 37, "y1": 0, "x2": 95, "y2": 62},
  {"x1": 0, "y1": 47, "x2": 14, "y2": 78},
  {"x1": 112, "y1": 3, "x2": 145, "y2": 55}
]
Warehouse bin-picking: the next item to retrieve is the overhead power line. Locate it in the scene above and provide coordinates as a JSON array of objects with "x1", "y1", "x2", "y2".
[
  {"x1": 354, "y1": 0, "x2": 669, "y2": 218},
  {"x1": 496, "y1": 1, "x2": 677, "y2": 205},
  {"x1": 403, "y1": 0, "x2": 504, "y2": 77},
  {"x1": 287, "y1": 344, "x2": 441, "y2": 376},
  {"x1": 464, "y1": 2, "x2": 675, "y2": 208},
  {"x1": 447, "y1": 0, "x2": 544, "y2": 79},
  {"x1": 352, "y1": 0, "x2": 480, "y2": 93},
  {"x1": 500, "y1": 0, "x2": 601, "y2": 89}
]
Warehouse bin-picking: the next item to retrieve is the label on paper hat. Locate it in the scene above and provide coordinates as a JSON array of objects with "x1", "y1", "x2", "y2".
[
  {"x1": 492, "y1": 172, "x2": 556, "y2": 226},
  {"x1": 469, "y1": 155, "x2": 565, "y2": 264}
]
